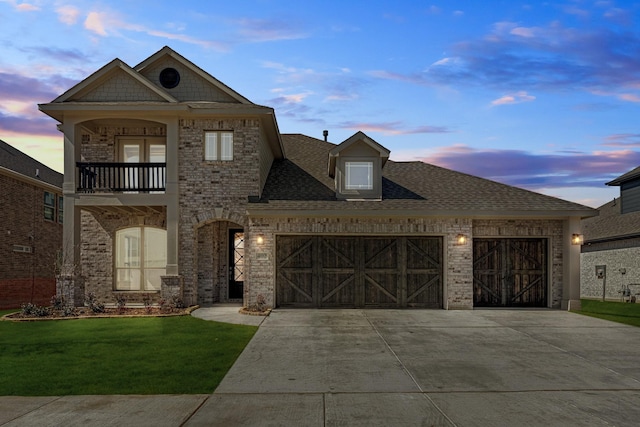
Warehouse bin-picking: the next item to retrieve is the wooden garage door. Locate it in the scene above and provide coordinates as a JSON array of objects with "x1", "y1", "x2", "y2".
[
  {"x1": 473, "y1": 238, "x2": 547, "y2": 307},
  {"x1": 277, "y1": 236, "x2": 442, "y2": 308}
]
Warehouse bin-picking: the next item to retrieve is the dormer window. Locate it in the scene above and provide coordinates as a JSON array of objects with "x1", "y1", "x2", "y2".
[
  {"x1": 345, "y1": 161, "x2": 373, "y2": 190},
  {"x1": 328, "y1": 131, "x2": 390, "y2": 200}
]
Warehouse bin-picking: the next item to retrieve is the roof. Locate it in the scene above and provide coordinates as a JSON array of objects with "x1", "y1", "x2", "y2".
[
  {"x1": 582, "y1": 198, "x2": 640, "y2": 242},
  {"x1": 606, "y1": 165, "x2": 640, "y2": 186},
  {"x1": 250, "y1": 134, "x2": 597, "y2": 218},
  {"x1": 0, "y1": 139, "x2": 63, "y2": 188}
]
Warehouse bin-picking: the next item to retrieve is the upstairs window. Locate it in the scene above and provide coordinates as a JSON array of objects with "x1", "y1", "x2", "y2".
[
  {"x1": 205, "y1": 131, "x2": 233, "y2": 161},
  {"x1": 44, "y1": 191, "x2": 56, "y2": 221},
  {"x1": 58, "y1": 195, "x2": 64, "y2": 224},
  {"x1": 345, "y1": 161, "x2": 373, "y2": 190}
]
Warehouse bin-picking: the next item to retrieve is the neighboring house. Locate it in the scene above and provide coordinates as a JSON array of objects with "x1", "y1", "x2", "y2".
[
  {"x1": 0, "y1": 139, "x2": 63, "y2": 309},
  {"x1": 581, "y1": 166, "x2": 640, "y2": 301},
  {"x1": 39, "y1": 46, "x2": 596, "y2": 311}
]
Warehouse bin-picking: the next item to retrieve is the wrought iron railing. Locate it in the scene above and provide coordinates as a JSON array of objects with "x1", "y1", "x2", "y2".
[{"x1": 76, "y1": 162, "x2": 166, "y2": 193}]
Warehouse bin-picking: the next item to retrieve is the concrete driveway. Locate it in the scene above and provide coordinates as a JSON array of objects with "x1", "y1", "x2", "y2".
[
  {"x1": 3, "y1": 309, "x2": 640, "y2": 426},
  {"x1": 190, "y1": 309, "x2": 640, "y2": 426}
]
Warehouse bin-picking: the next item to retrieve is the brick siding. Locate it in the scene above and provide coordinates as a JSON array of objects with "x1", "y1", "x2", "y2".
[{"x1": 0, "y1": 174, "x2": 62, "y2": 308}]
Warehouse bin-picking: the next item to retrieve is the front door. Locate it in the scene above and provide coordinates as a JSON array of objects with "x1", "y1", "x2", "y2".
[{"x1": 229, "y1": 230, "x2": 244, "y2": 299}]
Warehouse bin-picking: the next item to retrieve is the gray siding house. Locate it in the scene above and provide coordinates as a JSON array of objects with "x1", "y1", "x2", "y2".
[
  {"x1": 39, "y1": 47, "x2": 595, "y2": 311},
  {"x1": 581, "y1": 166, "x2": 640, "y2": 301}
]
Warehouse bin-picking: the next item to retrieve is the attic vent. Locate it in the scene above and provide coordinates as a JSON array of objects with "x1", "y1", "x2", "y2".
[{"x1": 159, "y1": 67, "x2": 180, "y2": 89}]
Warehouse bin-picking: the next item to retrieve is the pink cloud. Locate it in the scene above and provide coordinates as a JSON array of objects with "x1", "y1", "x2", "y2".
[
  {"x1": 410, "y1": 145, "x2": 640, "y2": 191},
  {"x1": 338, "y1": 121, "x2": 452, "y2": 135}
]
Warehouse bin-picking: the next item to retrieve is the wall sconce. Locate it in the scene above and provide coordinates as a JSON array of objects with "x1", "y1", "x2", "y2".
[
  {"x1": 256, "y1": 235, "x2": 264, "y2": 245},
  {"x1": 455, "y1": 233, "x2": 467, "y2": 246},
  {"x1": 571, "y1": 234, "x2": 584, "y2": 245}
]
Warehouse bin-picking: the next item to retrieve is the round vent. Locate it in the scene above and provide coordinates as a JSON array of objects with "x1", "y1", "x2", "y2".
[{"x1": 159, "y1": 67, "x2": 180, "y2": 89}]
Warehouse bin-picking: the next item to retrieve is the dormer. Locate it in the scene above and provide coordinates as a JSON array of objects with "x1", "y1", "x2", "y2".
[{"x1": 328, "y1": 131, "x2": 390, "y2": 200}]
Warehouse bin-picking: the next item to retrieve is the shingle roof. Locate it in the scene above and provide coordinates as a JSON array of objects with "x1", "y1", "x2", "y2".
[
  {"x1": 606, "y1": 165, "x2": 640, "y2": 186},
  {"x1": 582, "y1": 198, "x2": 640, "y2": 241},
  {"x1": 0, "y1": 139, "x2": 62, "y2": 188},
  {"x1": 252, "y1": 134, "x2": 597, "y2": 217}
]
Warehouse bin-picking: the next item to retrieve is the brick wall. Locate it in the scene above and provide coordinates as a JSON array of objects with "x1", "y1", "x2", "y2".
[
  {"x1": 178, "y1": 118, "x2": 261, "y2": 305},
  {"x1": 0, "y1": 174, "x2": 62, "y2": 308},
  {"x1": 246, "y1": 216, "x2": 474, "y2": 309},
  {"x1": 581, "y1": 247, "x2": 640, "y2": 300},
  {"x1": 79, "y1": 209, "x2": 166, "y2": 305},
  {"x1": 244, "y1": 217, "x2": 565, "y2": 309}
]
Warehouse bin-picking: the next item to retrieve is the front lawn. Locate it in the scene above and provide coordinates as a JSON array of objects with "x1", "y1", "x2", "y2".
[
  {"x1": 0, "y1": 312, "x2": 256, "y2": 395},
  {"x1": 576, "y1": 299, "x2": 640, "y2": 327}
]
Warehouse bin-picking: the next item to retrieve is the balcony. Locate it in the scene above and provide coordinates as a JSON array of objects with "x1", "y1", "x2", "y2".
[{"x1": 77, "y1": 162, "x2": 166, "y2": 193}]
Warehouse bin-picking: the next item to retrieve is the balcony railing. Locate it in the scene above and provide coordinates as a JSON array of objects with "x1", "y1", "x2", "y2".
[{"x1": 77, "y1": 162, "x2": 166, "y2": 193}]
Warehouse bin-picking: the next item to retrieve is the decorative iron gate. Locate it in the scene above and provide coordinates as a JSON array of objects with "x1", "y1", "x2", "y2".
[
  {"x1": 473, "y1": 238, "x2": 547, "y2": 307},
  {"x1": 276, "y1": 236, "x2": 442, "y2": 308}
]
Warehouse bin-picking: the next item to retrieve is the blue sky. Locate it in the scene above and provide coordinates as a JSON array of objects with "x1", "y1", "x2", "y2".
[{"x1": 1, "y1": 0, "x2": 639, "y2": 208}]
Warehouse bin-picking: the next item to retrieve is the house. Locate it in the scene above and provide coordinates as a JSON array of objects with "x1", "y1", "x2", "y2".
[
  {"x1": 39, "y1": 46, "x2": 596, "y2": 311},
  {"x1": 581, "y1": 166, "x2": 640, "y2": 301},
  {"x1": 0, "y1": 139, "x2": 63, "y2": 309}
]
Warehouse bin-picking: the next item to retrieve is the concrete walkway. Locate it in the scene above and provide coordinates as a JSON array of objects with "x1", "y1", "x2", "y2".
[{"x1": 3, "y1": 308, "x2": 640, "y2": 426}]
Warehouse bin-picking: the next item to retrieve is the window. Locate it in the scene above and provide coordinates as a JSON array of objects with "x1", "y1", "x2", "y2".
[
  {"x1": 205, "y1": 131, "x2": 233, "y2": 161},
  {"x1": 44, "y1": 191, "x2": 56, "y2": 221},
  {"x1": 115, "y1": 227, "x2": 166, "y2": 291},
  {"x1": 58, "y1": 196, "x2": 64, "y2": 224},
  {"x1": 345, "y1": 161, "x2": 373, "y2": 190}
]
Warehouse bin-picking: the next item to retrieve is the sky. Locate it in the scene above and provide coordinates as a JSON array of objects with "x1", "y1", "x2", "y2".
[{"x1": 1, "y1": 0, "x2": 640, "y2": 208}]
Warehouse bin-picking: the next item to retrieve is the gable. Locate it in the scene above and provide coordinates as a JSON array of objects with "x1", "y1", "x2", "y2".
[
  {"x1": 135, "y1": 47, "x2": 251, "y2": 103},
  {"x1": 50, "y1": 59, "x2": 176, "y2": 104},
  {"x1": 73, "y1": 68, "x2": 169, "y2": 102}
]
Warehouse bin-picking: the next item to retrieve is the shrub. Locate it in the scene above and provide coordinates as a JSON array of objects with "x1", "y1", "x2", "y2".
[
  {"x1": 142, "y1": 294, "x2": 153, "y2": 313},
  {"x1": 21, "y1": 303, "x2": 37, "y2": 316},
  {"x1": 114, "y1": 294, "x2": 127, "y2": 313},
  {"x1": 84, "y1": 292, "x2": 105, "y2": 313},
  {"x1": 50, "y1": 295, "x2": 65, "y2": 311}
]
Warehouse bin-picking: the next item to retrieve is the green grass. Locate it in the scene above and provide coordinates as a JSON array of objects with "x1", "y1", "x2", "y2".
[
  {"x1": 0, "y1": 313, "x2": 256, "y2": 396},
  {"x1": 576, "y1": 299, "x2": 640, "y2": 327}
]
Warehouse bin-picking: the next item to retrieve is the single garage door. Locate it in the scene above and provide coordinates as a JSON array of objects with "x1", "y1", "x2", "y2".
[
  {"x1": 277, "y1": 236, "x2": 442, "y2": 308},
  {"x1": 473, "y1": 238, "x2": 547, "y2": 307}
]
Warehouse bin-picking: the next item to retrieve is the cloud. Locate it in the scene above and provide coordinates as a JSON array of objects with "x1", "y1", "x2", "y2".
[
  {"x1": 1, "y1": 0, "x2": 39, "y2": 12},
  {"x1": 0, "y1": 111, "x2": 59, "y2": 137},
  {"x1": 56, "y1": 5, "x2": 80, "y2": 25},
  {"x1": 371, "y1": 20, "x2": 640, "y2": 101},
  {"x1": 80, "y1": 8, "x2": 228, "y2": 51},
  {"x1": 234, "y1": 18, "x2": 307, "y2": 42},
  {"x1": 404, "y1": 145, "x2": 640, "y2": 190},
  {"x1": 0, "y1": 72, "x2": 60, "y2": 102},
  {"x1": 491, "y1": 91, "x2": 536, "y2": 106},
  {"x1": 338, "y1": 121, "x2": 452, "y2": 135},
  {"x1": 602, "y1": 134, "x2": 640, "y2": 147}
]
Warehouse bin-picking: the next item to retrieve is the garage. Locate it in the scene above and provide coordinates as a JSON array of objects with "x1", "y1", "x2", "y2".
[
  {"x1": 473, "y1": 238, "x2": 548, "y2": 307},
  {"x1": 276, "y1": 236, "x2": 442, "y2": 308}
]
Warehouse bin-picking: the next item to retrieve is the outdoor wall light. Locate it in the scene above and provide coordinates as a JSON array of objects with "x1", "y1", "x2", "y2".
[
  {"x1": 455, "y1": 233, "x2": 467, "y2": 245},
  {"x1": 256, "y1": 235, "x2": 264, "y2": 245},
  {"x1": 571, "y1": 234, "x2": 584, "y2": 245}
]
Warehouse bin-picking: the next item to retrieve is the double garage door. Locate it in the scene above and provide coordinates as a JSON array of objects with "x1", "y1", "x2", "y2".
[
  {"x1": 276, "y1": 236, "x2": 443, "y2": 308},
  {"x1": 276, "y1": 236, "x2": 548, "y2": 309}
]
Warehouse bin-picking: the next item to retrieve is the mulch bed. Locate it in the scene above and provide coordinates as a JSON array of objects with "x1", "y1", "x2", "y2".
[{"x1": 3, "y1": 306, "x2": 199, "y2": 321}]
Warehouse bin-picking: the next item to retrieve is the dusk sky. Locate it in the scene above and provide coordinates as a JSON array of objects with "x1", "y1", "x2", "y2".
[{"x1": 2, "y1": 0, "x2": 639, "y2": 208}]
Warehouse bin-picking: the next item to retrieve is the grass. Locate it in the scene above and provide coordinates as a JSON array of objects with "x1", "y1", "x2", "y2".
[
  {"x1": 576, "y1": 299, "x2": 640, "y2": 327},
  {"x1": 0, "y1": 311, "x2": 257, "y2": 396}
]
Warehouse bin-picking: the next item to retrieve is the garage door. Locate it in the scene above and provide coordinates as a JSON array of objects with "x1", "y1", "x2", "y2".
[
  {"x1": 473, "y1": 238, "x2": 547, "y2": 307},
  {"x1": 276, "y1": 236, "x2": 442, "y2": 308}
]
